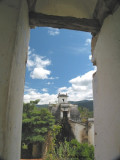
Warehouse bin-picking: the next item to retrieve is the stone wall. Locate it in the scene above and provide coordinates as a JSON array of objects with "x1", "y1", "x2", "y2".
[{"x1": 69, "y1": 121, "x2": 94, "y2": 145}]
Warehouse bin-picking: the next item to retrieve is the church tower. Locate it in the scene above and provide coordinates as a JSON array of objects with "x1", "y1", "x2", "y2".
[{"x1": 58, "y1": 93, "x2": 68, "y2": 104}]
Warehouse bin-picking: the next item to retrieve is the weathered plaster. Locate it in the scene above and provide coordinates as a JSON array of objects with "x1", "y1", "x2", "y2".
[
  {"x1": 69, "y1": 122, "x2": 85, "y2": 143},
  {"x1": 88, "y1": 122, "x2": 94, "y2": 145},
  {"x1": 93, "y1": 6, "x2": 120, "y2": 160},
  {"x1": 0, "y1": 0, "x2": 30, "y2": 160},
  {"x1": 69, "y1": 121, "x2": 94, "y2": 145},
  {"x1": 34, "y1": 0, "x2": 97, "y2": 19}
]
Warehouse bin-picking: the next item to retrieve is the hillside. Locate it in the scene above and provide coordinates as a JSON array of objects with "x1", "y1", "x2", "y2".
[
  {"x1": 36, "y1": 100, "x2": 93, "y2": 111},
  {"x1": 36, "y1": 104, "x2": 48, "y2": 108},
  {"x1": 69, "y1": 100, "x2": 93, "y2": 111}
]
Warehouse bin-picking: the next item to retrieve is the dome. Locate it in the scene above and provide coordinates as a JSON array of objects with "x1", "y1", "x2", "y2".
[
  {"x1": 70, "y1": 105, "x2": 80, "y2": 119},
  {"x1": 51, "y1": 105, "x2": 60, "y2": 120},
  {"x1": 51, "y1": 106, "x2": 57, "y2": 115}
]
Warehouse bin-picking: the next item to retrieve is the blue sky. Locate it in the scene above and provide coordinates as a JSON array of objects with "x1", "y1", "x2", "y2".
[{"x1": 24, "y1": 27, "x2": 95, "y2": 104}]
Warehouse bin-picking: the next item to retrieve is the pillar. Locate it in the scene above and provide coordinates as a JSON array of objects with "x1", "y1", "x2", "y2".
[
  {"x1": 68, "y1": 111, "x2": 70, "y2": 118},
  {"x1": 0, "y1": 0, "x2": 30, "y2": 160},
  {"x1": 93, "y1": 7, "x2": 120, "y2": 160},
  {"x1": 60, "y1": 111, "x2": 63, "y2": 118}
]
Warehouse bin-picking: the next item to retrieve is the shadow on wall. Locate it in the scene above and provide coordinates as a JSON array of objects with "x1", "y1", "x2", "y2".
[
  {"x1": 114, "y1": 157, "x2": 120, "y2": 160},
  {"x1": 60, "y1": 118, "x2": 75, "y2": 142}
]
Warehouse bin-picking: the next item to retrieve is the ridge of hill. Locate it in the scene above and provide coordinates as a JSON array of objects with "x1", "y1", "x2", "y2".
[
  {"x1": 69, "y1": 100, "x2": 93, "y2": 111},
  {"x1": 36, "y1": 100, "x2": 93, "y2": 111}
]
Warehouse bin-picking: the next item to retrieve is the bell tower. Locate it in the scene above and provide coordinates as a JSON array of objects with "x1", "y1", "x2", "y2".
[{"x1": 58, "y1": 93, "x2": 68, "y2": 104}]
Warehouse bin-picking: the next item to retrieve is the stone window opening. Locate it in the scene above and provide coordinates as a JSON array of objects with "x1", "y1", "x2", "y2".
[{"x1": 63, "y1": 111, "x2": 68, "y2": 119}]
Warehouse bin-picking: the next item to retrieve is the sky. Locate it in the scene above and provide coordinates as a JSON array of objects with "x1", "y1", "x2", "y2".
[{"x1": 24, "y1": 27, "x2": 96, "y2": 104}]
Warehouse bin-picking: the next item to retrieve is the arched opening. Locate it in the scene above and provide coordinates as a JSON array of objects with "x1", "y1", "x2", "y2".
[{"x1": 22, "y1": 27, "x2": 94, "y2": 159}]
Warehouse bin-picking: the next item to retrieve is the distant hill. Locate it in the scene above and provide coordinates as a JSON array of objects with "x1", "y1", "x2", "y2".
[
  {"x1": 69, "y1": 100, "x2": 93, "y2": 111},
  {"x1": 36, "y1": 104, "x2": 48, "y2": 108},
  {"x1": 36, "y1": 100, "x2": 93, "y2": 111}
]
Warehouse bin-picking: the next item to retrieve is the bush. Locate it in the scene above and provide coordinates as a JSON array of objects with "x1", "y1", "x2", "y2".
[{"x1": 45, "y1": 139, "x2": 94, "y2": 160}]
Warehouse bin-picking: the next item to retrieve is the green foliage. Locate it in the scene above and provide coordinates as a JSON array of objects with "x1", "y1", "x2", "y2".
[
  {"x1": 78, "y1": 106, "x2": 93, "y2": 122},
  {"x1": 51, "y1": 124, "x2": 62, "y2": 141},
  {"x1": 30, "y1": 99, "x2": 40, "y2": 105},
  {"x1": 68, "y1": 139, "x2": 94, "y2": 160},
  {"x1": 44, "y1": 124, "x2": 62, "y2": 160},
  {"x1": 22, "y1": 144, "x2": 28, "y2": 150},
  {"x1": 22, "y1": 100, "x2": 55, "y2": 145},
  {"x1": 45, "y1": 139, "x2": 94, "y2": 160}
]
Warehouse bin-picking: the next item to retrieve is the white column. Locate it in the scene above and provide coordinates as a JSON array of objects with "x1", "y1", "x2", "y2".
[
  {"x1": 60, "y1": 111, "x2": 63, "y2": 118},
  {"x1": 68, "y1": 111, "x2": 70, "y2": 118},
  {"x1": 93, "y1": 7, "x2": 120, "y2": 160},
  {"x1": 0, "y1": 1, "x2": 30, "y2": 160},
  {"x1": 88, "y1": 123, "x2": 94, "y2": 145}
]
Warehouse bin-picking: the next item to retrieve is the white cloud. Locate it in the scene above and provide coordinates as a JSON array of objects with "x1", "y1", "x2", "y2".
[
  {"x1": 58, "y1": 87, "x2": 68, "y2": 93},
  {"x1": 69, "y1": 70, "x2": 94, "y2": 86},
  {"x1": 48, "y1": 27, "x2": 60, "y2": 36},
  {"x1": 24, "y1": 88, "x2": 57, "y2": 104},
  {"x1": 85, "y1": 38, "x2": 91, "y2": 46},
  {"x1": 89, "y1": 55, "x2": 92, "y2": 60},
  {"x1": 41, "y1": 88, "x2": 48, "y2": 92},
  {"x1": 46, "y1": 82, "x2": 54, "y2": 85},
  {"x1": 57, "y1": 69, "x2": 96, "y2": 101},
  {"x1": 30, "y1": 67, "x2": 51, "y2": 79},
  {"x1": 27, "y1": 47, "x2": 52, "y2": 79},
  {"x1": 28, "y1": 46, "x2": 32, "y2": 55},
  {"x1": 24, "y1": 69, "x2": 96, "y2": 104},
  {"x1": 27, "y1": 59, "x2": 34, "y2": 68}
]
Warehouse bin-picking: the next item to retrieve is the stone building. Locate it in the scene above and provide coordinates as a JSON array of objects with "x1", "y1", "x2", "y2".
[
  {"x1": 49, "y1": 93, "x2": 80, "y2": 121},
  {"x1": 49, "y1": 93, "x2": 94, "y2": 145}
]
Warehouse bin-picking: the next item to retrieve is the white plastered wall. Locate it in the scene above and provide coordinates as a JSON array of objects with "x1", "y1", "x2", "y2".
[
  {"x1": 0, "y1": 0, "x2": 30, "y2": 160},
  {"x1": 93, "y1": 7, "x2": 120, "y2": 160},
  {"x1": 60, "y1": 111, "x2": 63, "y2": 118},
  {"x1": 35, "y1": 0, "x2": 97, "y2": 19},
  {"x1": 88, "y1": 123, "x2": 94, "y2": 145},
  {"x1": 70, "y1": 122, "x2": 85, "y2": 143},
  {"x1": 58, "y1": 97, "x2": 68, "y2": 103}
]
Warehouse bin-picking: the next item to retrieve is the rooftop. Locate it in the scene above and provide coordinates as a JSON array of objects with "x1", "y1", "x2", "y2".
[{"x1": 57, "y1": 93, "x2": 68, "y2": 98}]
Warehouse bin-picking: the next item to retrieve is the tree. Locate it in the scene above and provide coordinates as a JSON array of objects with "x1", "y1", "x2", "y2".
[
  {"x1": 78, "y1": 106, "x2": 93, "y2": 122},
  {"x1": 21, "y1": 100, "x2": 55, "y2": 158}
]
